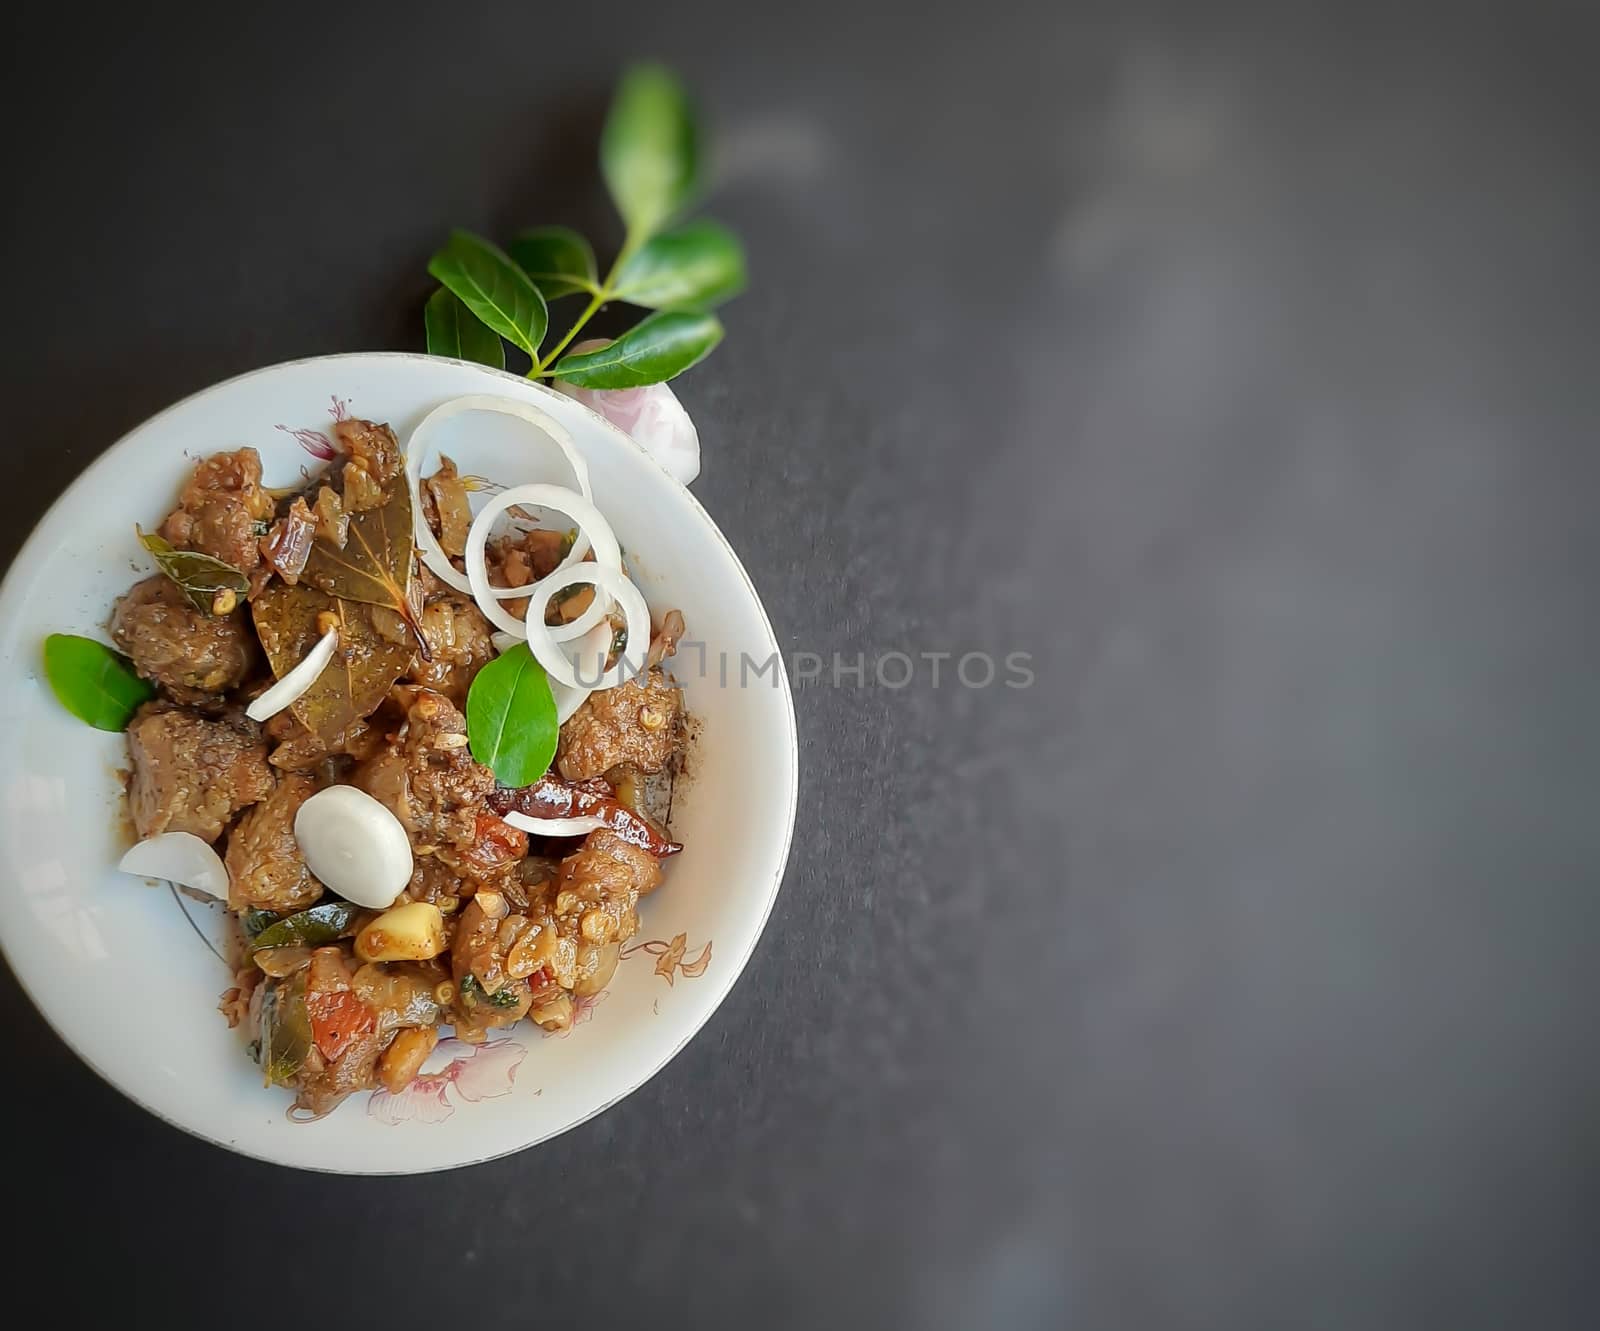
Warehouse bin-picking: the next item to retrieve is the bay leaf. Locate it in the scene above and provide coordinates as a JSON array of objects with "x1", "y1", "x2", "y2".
[
  {"x1": 137, "y1": 526, "x2": 249, "y2": 614},
  {"x1": 300, "y1": 475, "x2": 427, "y2": 654},
  {"x1": 252, "y1": 583, "x2": 412, "y2": 745}
]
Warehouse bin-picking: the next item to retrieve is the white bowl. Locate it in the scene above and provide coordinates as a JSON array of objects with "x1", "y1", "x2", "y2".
[{"x1": 0, "y1": 353, "x2": 798, "y2": 1173}]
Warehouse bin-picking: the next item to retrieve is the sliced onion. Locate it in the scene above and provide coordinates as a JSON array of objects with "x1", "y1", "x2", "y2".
[
  {"x1": 407, "y1": 394, "x2": 594, "y2": 595},
  {"x1": 490, "y1": 630, "x2": 520, "y2": 655},
  {"x1": 549, "y1": 620, "x2": 614, "y2": 724},
  {"x1": 246, "y1": 628, "x2": 338, "y2": 722},
  {"x1": 464, "y1": 484, "x2": 622, "y2": 639},
  {"x1": 119, "y1": 832, "x2": 229, "y2": 900},
  {"x1": 499, "y1": 811, "x2": 607, "y2": 838},
  {"x1": 524, "y1": 562, "x2": 649, "y2": 691}
]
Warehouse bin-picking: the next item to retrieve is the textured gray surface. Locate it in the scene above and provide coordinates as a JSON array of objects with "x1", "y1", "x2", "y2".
[{"x1": 3, "y1": 3, "x2": 1598, "y2": 1327}]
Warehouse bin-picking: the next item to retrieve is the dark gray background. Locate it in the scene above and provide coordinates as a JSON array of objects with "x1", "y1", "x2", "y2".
[{"x1": 3, "y1": 2, "x2": 1597, "y2": 1327}]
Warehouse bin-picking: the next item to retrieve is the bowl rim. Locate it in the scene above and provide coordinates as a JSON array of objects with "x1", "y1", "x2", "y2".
[{"x1": 0, "y1": 350, "x2": 799, "y2": 1171}]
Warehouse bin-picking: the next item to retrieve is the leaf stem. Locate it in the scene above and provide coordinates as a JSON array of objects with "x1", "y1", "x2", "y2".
[
  {"x1": 531, "y1": 231, "x2": 642, "y2": 377},
  {"x1": 534, "y1": 288, "x2": 606, "y2": 375}
]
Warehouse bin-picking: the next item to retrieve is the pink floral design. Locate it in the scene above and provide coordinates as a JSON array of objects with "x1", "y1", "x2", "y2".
[
  {"x1": 541, "y1": 988, "x2": 609, "y2": 1039},
  {"x1": 276, "y1": 422, "x2": 338, "y2": 461},
  {"x1": 365, "y1": 1037, "x2": 528, "y2": 1125},
  {"x1": 621, "y1": 934, "x2": 712, "y2": 987},
  {"x1": 275, "y1": 396, "x2": 351, "y2": 461}
]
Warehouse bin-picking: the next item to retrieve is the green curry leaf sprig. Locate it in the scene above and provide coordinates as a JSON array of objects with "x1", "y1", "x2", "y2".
[{"x1": 423, "y1": 64, "x2": 744, "y2": 390}]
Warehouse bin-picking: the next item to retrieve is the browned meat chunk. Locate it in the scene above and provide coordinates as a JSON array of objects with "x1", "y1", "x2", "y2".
[
  {"x1": 557, "y1": 670, "x2": 684, "y2": 781},
  {"x1": 126, "y1": 702, "x2": 273, "y2": 842},
  {"x1": 485, "y1": 527, "x2": 567, "y2": 621},
  {"x1": 551, "y1": 828, "x2": 659, "y2": 948},
  {"x1": 335, "y1": 419, "x2": 402, "y2": 513},
  {"x1": 464, "y1": 830, "x2": 659, "y2": 1033},
  {"x1": 406, "y1": 592, "x2": 494, "y2": 705},
  {"x1": 158, "y1": 448, "x2": 274, "y2": 573},
  {"x1": 290, "y1": 948, "x2": 384, "y2": 1116},
  {"x1": 224, "y1": 772, "x2": 323, "y2": 911},
  {"x1": 419, "y1": 457, "x2": 474, "y2": 559},
  {"x1": 110, "y1": 575, "x2": 258, "y2": 703},
  {"x1": 353, "y1": 689, "x2": 493, "y2": 853},
  {"x1": 438, "y1": 810, "x2": 528, "y2": 883},
  {"x1": 259, "y1": 496, "x2": 316, "y2": 584},
  {"x1": 336, "y1": 418, "x2": 403, "y2": 484},
  {"x1": 405, "y1": 855, "x2": 470, "y2": 907},
  {"x1": 312, "y1": 485, "x2": 348, "y2": 548},
  {"x1": 449, "y1": 888, "x2": 539, "y2": 1036}
]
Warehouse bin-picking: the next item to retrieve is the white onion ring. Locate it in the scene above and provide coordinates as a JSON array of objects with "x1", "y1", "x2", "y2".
[
  {"x1": 499, "y1": 811, "x2": 608, "y2": 838},
  {"x1": 524, "y1": 562, "x2": 649, "y2": 691},
  {"x1": 406, "y1": 394, "x2": 594, "y2": 595},
  {"x1": 465, "y1": 485, "x2": 621, "y2": 638},
  {"x1": 246, "y1": 628, "x2": 338, "y2": 722},
  {"x1": 549, "y1": 620, "x2": 614, "y2": 724},
  {"x1": 119, "y1": 832, "x2": 229, "y2": 900}
]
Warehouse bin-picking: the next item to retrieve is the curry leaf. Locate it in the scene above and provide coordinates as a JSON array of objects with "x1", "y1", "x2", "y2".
[
  {"x1": 425, "y1": 287, "x2": 505, "y2": 369},
  {"x1": 259, "y1": 969, "x2": 312, "y2": 1085},
  {"x1": 601, "y1": 64, "x2": 700, "y2": 239},
  {"x1": 136, "y1": 527, "x2": 249, "y2": 614},
  {"x1": 248, "y1": 900, "x2": 363, "y2": 951},
  {"x1": 42, "y1": 634, "x2": 155, "y2": 731},
  {"x1": 613, "y1": 220, "x2": 746, "y2": 310},
  {"x1": 466, "y1": 642, "x2": 559, "y2": 787},
  {"x1": 427, "y1": 230, "x2": 548, "y2": 357},
  {"x1": 508, "y1": 226, "x2": 598, "y2": 300},
  {"x1": 300, "y1": 477, "x2": 425, "y2": 649},
  {"x1": 552, "y1": 310, "x2": 724, "y2": 388},
  {"x1": 252, "y1": 584, "x2": 412, "y2": 745}
]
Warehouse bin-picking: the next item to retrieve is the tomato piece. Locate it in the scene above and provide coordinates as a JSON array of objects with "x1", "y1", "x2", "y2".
[
  {"x1": 304, "y1": 988, "x2": 375, "y2": 1062},
  {"x1": 450, "y1": 811, "x2": 528, "y2": 878}
]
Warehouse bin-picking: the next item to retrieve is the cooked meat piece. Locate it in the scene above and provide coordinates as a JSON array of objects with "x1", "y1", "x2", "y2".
[
  {"x1": 110, "y1": 575, "x2": 258, "y2": 703},
  {"x1": 421, "y1": 457, "x2": 474, "y2": 559},
  {"x1": 406, "y1": 592, "x2": 494, "y2": 705},
  {"x1": 343, "y1": 465, "x2": 383, "y2": 513},
  {"x1": 461, "y1": 831, "x2": 660, "y2": 1014},
  {"x1": 312, "y1": 486, "x2": 347, "y2": 548},
  {"x1": 485, "y1": 527, "x2": 567, "y2": 620},
  {"x1": 556, "y1": 670, "x2": 685, "y2": 781},
  {"x1": 224, "y1": 771, "x2": 323, "y2": 912},
  {"x1": 449, "y1": 890, "x2": 538, "y2": 1035},
  {"x1": 335, "y1": 418, "x2": 402, "y2": 513},
  {"x1": 405, "y1": 855, "x2": 470, "y2": 907},
  {"x1": 438, "y1": 810, "x2": 528, "y2": 882},
  {"x1": 126, "y1": 702, "x2": 273, "y2": 841},
  {"x1": 351, "y1": 960, "x2": 445, "y2": 1035},
  {"x1": 551, "y1": 828, "x2": 659, "y2": 948},
  {"x1": 353, "y1": 689, "x2": 493, "y2": 852},
  {"x1": 490, "y1": 527, "x2": 566, "y2": 584},
  {"x1": 259, "y1": 496, "x2": 316, "y2": 584},
  {"x1": 290, "y1": 948, "x2": 385, "y2": 1116},
  {"x1": 335, "y1": 418, "x2": 403, "y2": 485},
  {"x1": 158, "y1": 448, "x2": 274, "y2": 573}
]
